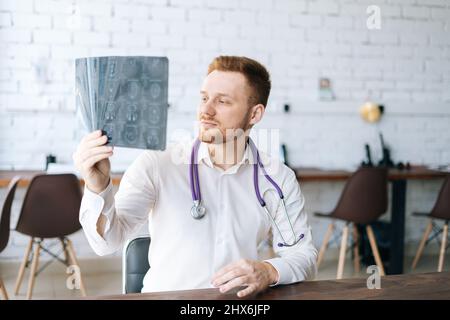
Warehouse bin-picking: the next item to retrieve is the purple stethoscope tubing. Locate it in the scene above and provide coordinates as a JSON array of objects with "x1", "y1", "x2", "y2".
[
  {"x1": 190, "y1": 139, "x2": 205, "y2": 219},
  {"x1": 189, "y1": 138, "x2": 304, "y2": 247},
  {"x1": 190, "y1": 139, "x2": 201, "y2": 203}
]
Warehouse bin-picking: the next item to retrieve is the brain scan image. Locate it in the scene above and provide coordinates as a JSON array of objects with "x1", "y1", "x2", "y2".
[
  {"x1": 126, "y1": 104, "x2": 139, "y2": 123},
  {"x1": 105, "y1": 102, "x2": 116, "y2": 121},
  {"x1": 125, "y1": 81, "x2": 141, "y2": 100},
  {"x1": 146, "y1": 58, "x2": 165, "y2": 78},
  {"x1": 76, "y1": 56, "x2": 168, "y2": 150},
  {"x1": 123, "y1": 57, "x2": 143, "y2": 78},
  {"x1": 147, "y1": 105, "x2": 161, "y2": 125},
  {"x1": 150, "y1": 82, "x2": 161, "y2": 99},
  {"x1": 145, "y1": 128, "x2": 160, "y2": 149},
  {"x1": 123, "y1": 125, "x2": 139, "y2": 144}
]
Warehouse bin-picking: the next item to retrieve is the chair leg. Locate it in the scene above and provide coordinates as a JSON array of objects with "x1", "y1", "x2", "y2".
[
  {"x1": 317, "y1": 223, "x2": 334, "y2": 269},
  {"x1": 438, "y1": 222, "x2": 448, "y2": 272},
  {"x1": 411, "y1": 221, "x2": 433, "y2": 271},
  {"x1": 336, "y1": 224, "x2": 349, "y2": 280},
  {"x1": 65, "y1": 238, "x2": 87, "y2": 297},
  {"x1": 366, "y1": 225, "x2": 385, "y2": 276},
  {"x1": 0, "y1": 277, "x2": 9, "y2": 300},
  {"x1": 26, "y1": 240, "x2": 41, "y2": 300},
  {"x1": 59, "y1": 238, "x2": 69, "y2": 264},
  {"x1": 14, "y1": 237, "x2": 34, "y2": 295},
  {"x1": 352, "y1": 224, "x2": 360, "y2": 274}
]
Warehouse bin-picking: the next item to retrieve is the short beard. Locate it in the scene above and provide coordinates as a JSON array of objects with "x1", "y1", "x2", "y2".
[{"x1": 199, "y1": 110, "x2": 252, "y2": 144}]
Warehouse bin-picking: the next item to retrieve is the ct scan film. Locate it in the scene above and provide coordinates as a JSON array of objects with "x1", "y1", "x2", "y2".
[{"x1": 75, "y1": 56, "x2": 169, "y2": 150}]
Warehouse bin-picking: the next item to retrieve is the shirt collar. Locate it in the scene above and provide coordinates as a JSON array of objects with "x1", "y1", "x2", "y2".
[{"x1": 197, "y1": 140, "x2": 256, "y2": 173}]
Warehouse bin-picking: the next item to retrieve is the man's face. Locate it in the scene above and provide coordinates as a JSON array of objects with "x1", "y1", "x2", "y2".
[{"x1": 197, "y1": 70, "x2": 254, "y2": 144}]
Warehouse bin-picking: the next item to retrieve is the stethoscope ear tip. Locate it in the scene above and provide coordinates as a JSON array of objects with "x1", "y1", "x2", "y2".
[{"x1": 278, "y1": 233, "x2": 305, "y2": 248}]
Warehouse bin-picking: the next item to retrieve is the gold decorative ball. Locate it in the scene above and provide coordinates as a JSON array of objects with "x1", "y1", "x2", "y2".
[{"x1": 360, "y1": 101, "x2": 382, "y2": 123}]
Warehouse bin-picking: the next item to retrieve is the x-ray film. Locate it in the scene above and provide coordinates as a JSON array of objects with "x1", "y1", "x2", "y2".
[{"x1": 75, "y1": 56, "x2": 169, "y2": 150}]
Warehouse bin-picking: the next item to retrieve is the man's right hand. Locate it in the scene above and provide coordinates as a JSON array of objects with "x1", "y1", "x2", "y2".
[{"x1": 73, "y1": 130, "x2": 114, "y2": 194}]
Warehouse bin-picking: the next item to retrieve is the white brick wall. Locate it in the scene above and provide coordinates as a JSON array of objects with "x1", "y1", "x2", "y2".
[{"x1": 0, "y1": 0, "x2": 449, "y2": 260}]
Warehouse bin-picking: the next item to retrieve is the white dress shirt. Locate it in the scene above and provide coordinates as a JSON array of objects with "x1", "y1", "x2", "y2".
[{"x1": 79, "y1": 140, "x2": 317, "y2": 293}]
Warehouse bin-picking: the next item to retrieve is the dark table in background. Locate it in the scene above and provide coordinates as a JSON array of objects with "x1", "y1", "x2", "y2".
[
  {"x1": 1, "y1": 167, "x2": 447, "y2": 274},
  {"x1": 87, "y1": 272, "x2": 450, "y2": 300}
]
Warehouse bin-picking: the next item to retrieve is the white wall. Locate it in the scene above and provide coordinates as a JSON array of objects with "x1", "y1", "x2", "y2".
[{"x1": 0, "y1": 0, "x2": 449, "y2": 260}]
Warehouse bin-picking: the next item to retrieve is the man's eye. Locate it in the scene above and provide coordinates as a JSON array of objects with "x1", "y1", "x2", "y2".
[{"x1": 201, "y1": 96, "x2": 207, "y2": 102}]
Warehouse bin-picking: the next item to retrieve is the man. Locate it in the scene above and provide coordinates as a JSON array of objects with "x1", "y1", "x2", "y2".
[{"x1": 73, "y1": 56, "x2": 317, "y2": 298}]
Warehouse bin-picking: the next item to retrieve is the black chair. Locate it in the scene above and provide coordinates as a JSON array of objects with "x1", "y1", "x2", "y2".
[
  {"x1": 315, "y1": 167, "x2": 388, "y2": 279},
  {"x1": 14, "y1": 174, "x2": 86, "y2": 299},
  {"x1": 0, "y1": 176, "x2": 21, "y2": 300},
  {"x1": 122, "y1": 236, "x2": 151, "y2": 294},
  {"x1": 411, "y1": 175, "x2": 450, "y2": 272}
]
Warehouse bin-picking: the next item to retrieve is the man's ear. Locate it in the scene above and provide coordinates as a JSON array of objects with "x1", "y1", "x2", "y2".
[{"x1": 248, "y1": 104, "x2": 265, "y2": 126}]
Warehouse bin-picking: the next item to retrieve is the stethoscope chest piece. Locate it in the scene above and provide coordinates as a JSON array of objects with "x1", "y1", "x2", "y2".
[{"x1": 191, "y1": 202, "x2": 206, "y2": 219}]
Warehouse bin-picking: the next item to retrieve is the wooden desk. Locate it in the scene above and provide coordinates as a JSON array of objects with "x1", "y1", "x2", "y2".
[
  {"x1": 89, "y1": 272, "x2": 450, "y2": 300},
  {"x1": 1, "y1": 167, "x2": 446, "y2": 275},
  {"x1": 0, "y1": 167, "x2": 445, "y2": 187},
  {"x1": 294, "y1": 166, "x2": 447, "y2": 181},
  {"x1": 0, "y1": 170, "x2": 124, "y2": 188}
]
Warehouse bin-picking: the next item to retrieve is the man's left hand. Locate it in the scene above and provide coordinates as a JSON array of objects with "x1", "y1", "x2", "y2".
[{"x1": 211, "y1": 259, "x2": 279, "y2": 298}]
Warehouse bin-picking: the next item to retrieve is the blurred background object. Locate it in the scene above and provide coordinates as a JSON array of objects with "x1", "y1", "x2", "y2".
[
  {"x1": 45, "y1": 154, "x2": 56, "y2": 171},
  {"x1": 319, "y1": 78, "x2": 335, "y2": 101},
  {"x1": 359, "y1": 101, "x2": 384, "y2": 124}
]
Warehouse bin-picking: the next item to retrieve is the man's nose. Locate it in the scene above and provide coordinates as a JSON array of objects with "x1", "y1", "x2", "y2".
[{"x1": 200, "y1": 99, "x2": 216, "y2": 117}]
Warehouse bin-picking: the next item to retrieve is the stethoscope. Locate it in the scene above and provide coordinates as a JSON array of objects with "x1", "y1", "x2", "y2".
[{"x1": 189, "y1": 138, "x2": 304, "y2": 247}]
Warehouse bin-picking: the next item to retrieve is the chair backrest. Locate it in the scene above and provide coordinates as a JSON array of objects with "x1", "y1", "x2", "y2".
[
  {"x1": 0, "y1": 176, "x2": 21, "y2": 252},
  {"x1": 430, "y1": 175, "x2": 450, "y2": 221},
  {"x1": 15, "y1": 174, "x2": 82, "y2": 238},
  {"x1": 331, "y1": 167, "x2": 388, "y2": 224},
  {"x1": 122, "y1": 236, "x2": 151, "y2": 294}
]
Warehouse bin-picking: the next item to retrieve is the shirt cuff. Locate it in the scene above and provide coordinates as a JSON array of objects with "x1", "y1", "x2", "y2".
[
  {"x1": 79, "y1": 179, "x2": 115, "y2": 242},
  {"x1": 96, "y1": 179, "x2": 114, "y2": 209},
  {"x1": 264, "y1": 257, "x2": 292, "y2": 286}
]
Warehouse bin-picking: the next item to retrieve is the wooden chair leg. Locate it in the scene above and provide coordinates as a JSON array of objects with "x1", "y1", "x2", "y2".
[
  {"x1": 65, "y1": 238, "x2": 87, "y2": 297},
  {"x1": 14, "y1": 237, "x2": 34, "y2": 295},
  {"x1": 438, "y1": 222, "x2": 448, "y2": 272},
  {"x1": 59, "y1": 238, "x2": 69, "y2": 264},
  {"x1": 411, "y1": 221, "x2": 433, "y2": 270},
  {"x1": 317, "y1": 223, "x2": 334, "y2": 269},
  {"x1": 336, "y1": 224, "x2": 349, "y2": 280},
  {"x1": 366, "y1": 225, "x2": 385, "y2": 276},
  {"x1": 352, "y1": 224, "x2": 360, "y2": 274},
  {"x1": 26, "y1": 240, "x2": 41, "y2": 300},
  {"x1": 0, "y1": 277, "x2": 9, "y2": 300}
]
